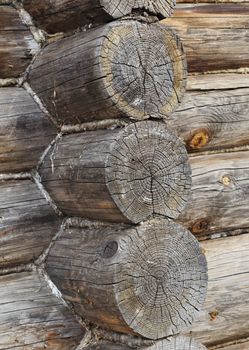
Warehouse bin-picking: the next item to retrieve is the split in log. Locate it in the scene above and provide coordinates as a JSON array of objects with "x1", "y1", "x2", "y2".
[
  {"x1": 23, "y1": 0, "x2": 176, "y2": 34},
  {"x1": 46, "y1": 219, "x2": 208, "y2": 340},
  {"x1": 163, "y1": 4, "x2": 249, "y2": 72},
  {"x1": 187, "y1": 233, "x2": 249, "y2": 347},
  {"x1": 84, "y1": 336, "x2": 207, "y2": 349},
  {"x1": 0, "y1": 179, "x2": 62, "y2": 268},
  {"x1": 40, "y1": 121, "x2": 191, "y2": 224},
  {"x1": 0, "y1": 6, "x2": 39, "y2": 78},
  {"x1": 28, "y1": 21, "x2": 187, "y2": 125},
  {"x1": 178, "y1": 150, "x2": 249, "y2": 237},
  {"x1": 0, "y1": 271, "x2": 85, "y2": 349},
  {"x1": 0, "y1": 87, "x2": 57, "y2": 173}
]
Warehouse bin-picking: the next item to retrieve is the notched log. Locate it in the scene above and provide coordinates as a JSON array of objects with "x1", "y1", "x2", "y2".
[
  {"x1": 28, "y1": 21, "x2": 187, "y2": 125},
  {"x1": 40, "y1": 121, "x2": 191, "y2": 223},
  {"x1": 46, "y1": 219, "x2": 207, "y2": 340}
]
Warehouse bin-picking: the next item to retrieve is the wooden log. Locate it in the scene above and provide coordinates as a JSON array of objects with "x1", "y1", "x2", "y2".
[
  {"x1": 163, "y1": 4, "x2": 249, "y2": 72},
  {"x1": 46, "y1": 219, "x2": 207, "y2": 340},
  {"x1": 40, "y1": 121, "x2": 191, "y2": 224},
  {"x1": 0, "y1": 87, "x2": 57, "y2": 173},
  {"x1": 23, "y1": 0, "x2": 176, "y2": 34},
  {"x1": 28, "y1": 21, "x2": 187, "y2": 125},
  {"x1": 178, "y1": 150, "x2": 249, "y2": 237},
  {"x1": 0, "y1": 5, "x2": 39, "y2": 78},
  {"x1": 210, "y1": 340, "x2": 249, "y2": 350},
  {"x1": 84, "y1": 337, "x2": 207, "y2": 349},
  {"x1": 186, "y1": 233, "x2": 249, "y2": 347},
  {"x1": 0, "y1": 271, "x2": 85, "y2": 349},
  {"x1": 0, "y1": 179, "x2": 62, "y2": 268}
]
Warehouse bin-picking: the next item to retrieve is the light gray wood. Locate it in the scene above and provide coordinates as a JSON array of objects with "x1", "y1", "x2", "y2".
[
  {"x1": 28, "y1": 21, "x2": 187, "y2": 125},
  {"x1": 210, "y1": 340, "x2": 249, "y2": 350},
  {"x1": 40, "y1": 121, "x2": 191, "y2": 224},
  {"x1": 46, "y1": 219, "x2": 207, "y2": 340},
  {"x1": 23, "y1": 0, "x2": 176, "y2": 34},
  {"x1": 0, "y1": 6, "x2": 39, "y2": 78},
  {"x1": 0, "y1": 179, "x2": 62, "y2": 268},
  {"x1": 163, "y1": 4, "x2": 249, "y2": 72},
  {"x1": 187, "y1": 234, "x2": 249, "y2": 347},
  {"x1": 0, "y1": 271, "x2": 85, "y2": 349},
  {"x1": 0, "y1": 87, "x2": 57, "y2": 173},
  {"x1": 187, "y1": 74, "x2": 249, "y2": 92}
]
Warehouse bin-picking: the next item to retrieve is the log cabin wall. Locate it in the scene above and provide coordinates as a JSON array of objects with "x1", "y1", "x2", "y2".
[{"x1": 0, "y1": 0, "x2": 249, "y2": 349}]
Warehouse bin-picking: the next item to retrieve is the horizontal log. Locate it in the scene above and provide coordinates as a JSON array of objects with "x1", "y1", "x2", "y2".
[
  {"x1": 23, "y1": 0, "x2": 176, "y2": 34},
  {"x1": 187, "y1": 233, "x2": 249, "y2": 347},
  {"x1": 187, "y1": 74, "x2": 249, "y2": 91},
  {"x1": 28, "y1": 21, "x2": 187, "y2": 125},
  {"x1": 46, "y1": 219, "x2": 207, "y2": 339},
  {"x1": 163, "y1": 4, "x2": 249, "y2": 72},
  {"x1": 84, "y1": 337, "x2": 207, "y2": 349},
  {"x1": 0, "y1": 6, "x2": 39, "y2": 78},
  {"x1": 178, "y1": 150, "x2": 249, "y2": 236},
  {"x1": 40, "y1": 121, "x2": 191, "y2": 224},
  {"x1": 0, "y1": 271, "x2": 85, "y2": 349},
  {"x1": 211, "y1": 340, "x2": 249, "y2": 350},
  {"x1": 0, "y1": 87, "x2": 57, "y2": 173},
  {"x1": 0, "y1": 179, "x2": 62, "y2": 268}
]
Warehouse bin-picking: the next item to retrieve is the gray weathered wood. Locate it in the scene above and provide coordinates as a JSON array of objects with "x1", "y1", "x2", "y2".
[
  {"x1": 40, "y1": 121, "x2": 191, "y2": 224},
  {"x1": 163, "y1": 4, "x2": 249, "y2": 72},
  {"x1": 0, "y1": 5, "x2": 39, "y2": 78},
  {"x1": 186, "y1": 233, "x2": 249, "y2": 347},
  {"x1": 0, "y1": 179, "x2": 62, "y2": 268},
  {"x1": 46, "y1": 219, "x2": 207, "y2": 340},
  {"x1": 0, "y1": 87, "x2": 57, "y2": 173},
  {"x1": 0, "y1": 271, "x2": 85, "y2": 349},
  {"x1": 28, "y1": 21, "x2": 187, "y2": 125},
  {"x1": 210, "y1": 340, "x2": 249, "y2": 350},
  {"x1": 23, "y1": 0, "x2": 176, "y2": 34}
]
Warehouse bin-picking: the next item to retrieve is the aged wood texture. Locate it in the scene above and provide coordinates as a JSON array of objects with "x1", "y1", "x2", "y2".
[
  {"x1": 40, "y1": 121, "x2": 191, "y2": 224},
  {"x1": 0, "y1": 271, "x2": 85, "y2": 349},
  {"x1": 0, "y1": 179, "x2": 62, "y2": 268},
  {"x1": 163, "y1": 4, "x2": 249, "y2": 72},
  {"x1": 23, "y1": 0, "x2": 176, "y2": 34},
  {"x1": 186, "y1": 234, "x2": 249, "y2": 347},
  {"x1": 0, "y1": 5, "x2": 39, "y2": 78},
  {"x1": 178, "y1": 150, "x2": 249, "y2": 236},
  {"x1": 186, "y1": 74, "x2": 249, "y2": 91},
  {"x1": 28, "y1": 21, "x2": 187, "y2": 125},
  {"x1": 0, "y1": 87, "x2": 57, "y2": 173},
  {"x1": 46, "y1": 219, "x2": 207, "y2": 339},
  {"x1": 84, "y1": 337, "x2": 207, "y2": 349},
  {"x1": 211, "y1": 340, "x2": 249, "y2": 350}
]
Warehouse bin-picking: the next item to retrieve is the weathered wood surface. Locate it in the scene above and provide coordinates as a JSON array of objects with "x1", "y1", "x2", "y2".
[
  {"x1": 23, "y1": 0, "x2": 176, "y2": 34},
  {"x1": 0, "y1": 87, "x2": 57, "y2": 173},
  {"x1": 84, "y1": 337, "x2": 207, "y2": 349},
  {"x1": 178, "y1": 150, "x2": 249, "y2": 236},
  {"x1": 0, "y1": 5, "x2": 39, "y2": 78},
  {"x1": 46, "y1": 219, "x2": 207, "y2": 339},
  {"x1": 171, "y1": 77, "x2": 249, "y2": 152},
  {"x1": 211, "y1": 340, "x2": 249, "y2": 350},
  {"x1": 28, "y1": 21, "x2": 186, "y2": 125},
  {"x1": 187, "y1": 233, "x2": 249, "y2": 347},
  {"x1": 0, "y1": 271, "x2": 85, "y2": 349},
  {"x1": 40, "y1": 122, "x2": 191, "y2": 224},
  {"x1": 163, "y1": 4, "x2": 249, "y2": 72},
  {"x1": 0, "y1": 179, "x2": 61, "y2": 268}
]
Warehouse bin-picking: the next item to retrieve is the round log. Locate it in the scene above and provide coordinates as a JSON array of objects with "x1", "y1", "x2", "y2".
[
  {"x1": 23, "y1": 0, "x2": 176, "y2": 34},
  {"x1": 40, "y1": 121, "x2": 191, "y2": 223},
  {"x1": 28, "y1": 21, "x2": 187, "y2": 125},
  {"x1": 46, "y1": 219, "x2": 208, "y2": 339}
]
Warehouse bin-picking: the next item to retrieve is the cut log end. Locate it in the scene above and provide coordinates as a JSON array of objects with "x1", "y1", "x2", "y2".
[
  {"x1": 46, "y1": 219, "x2": 208, "y2": 339},
  {"x1": 106, "y1": 121, "x2": 192, "y2": 223},
  {"x1": 101, "y1": 21, "x2": 187, "y2": 120}
]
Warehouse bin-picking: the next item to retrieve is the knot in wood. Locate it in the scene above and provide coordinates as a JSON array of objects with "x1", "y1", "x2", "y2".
[
  {"x1": 106, "y1": 121, "x2": 192, "y2": 223},
  {"x1": 188, "y1": 128, "x2": 211, "y2": 150},
  {"x1": 102, "y1": 241, "x2": 118, "y2": 258}
]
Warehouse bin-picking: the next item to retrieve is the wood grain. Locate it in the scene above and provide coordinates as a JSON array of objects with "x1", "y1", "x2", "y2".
[
  {"x1": 0, "y1": 179, "x2": 62, "y2": 268},
  {"x1": 0, "y1": 5, "x2": 39, "y2": 78},
  {"x1": 46, "y1": 219, "x2": 207, "y2": 339},
  {"x1": 28, "y1": 21, "x2": 186, "y2": 125},
  {"x1": 0, "y1": 87, "x2": 57, "y2": 173},
  {"x1": 0, "y1": 271, "x2": 85, "y2": 349},
  {"x1": 163, "y1": 4, "x2": 249, "y2": 72}
]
